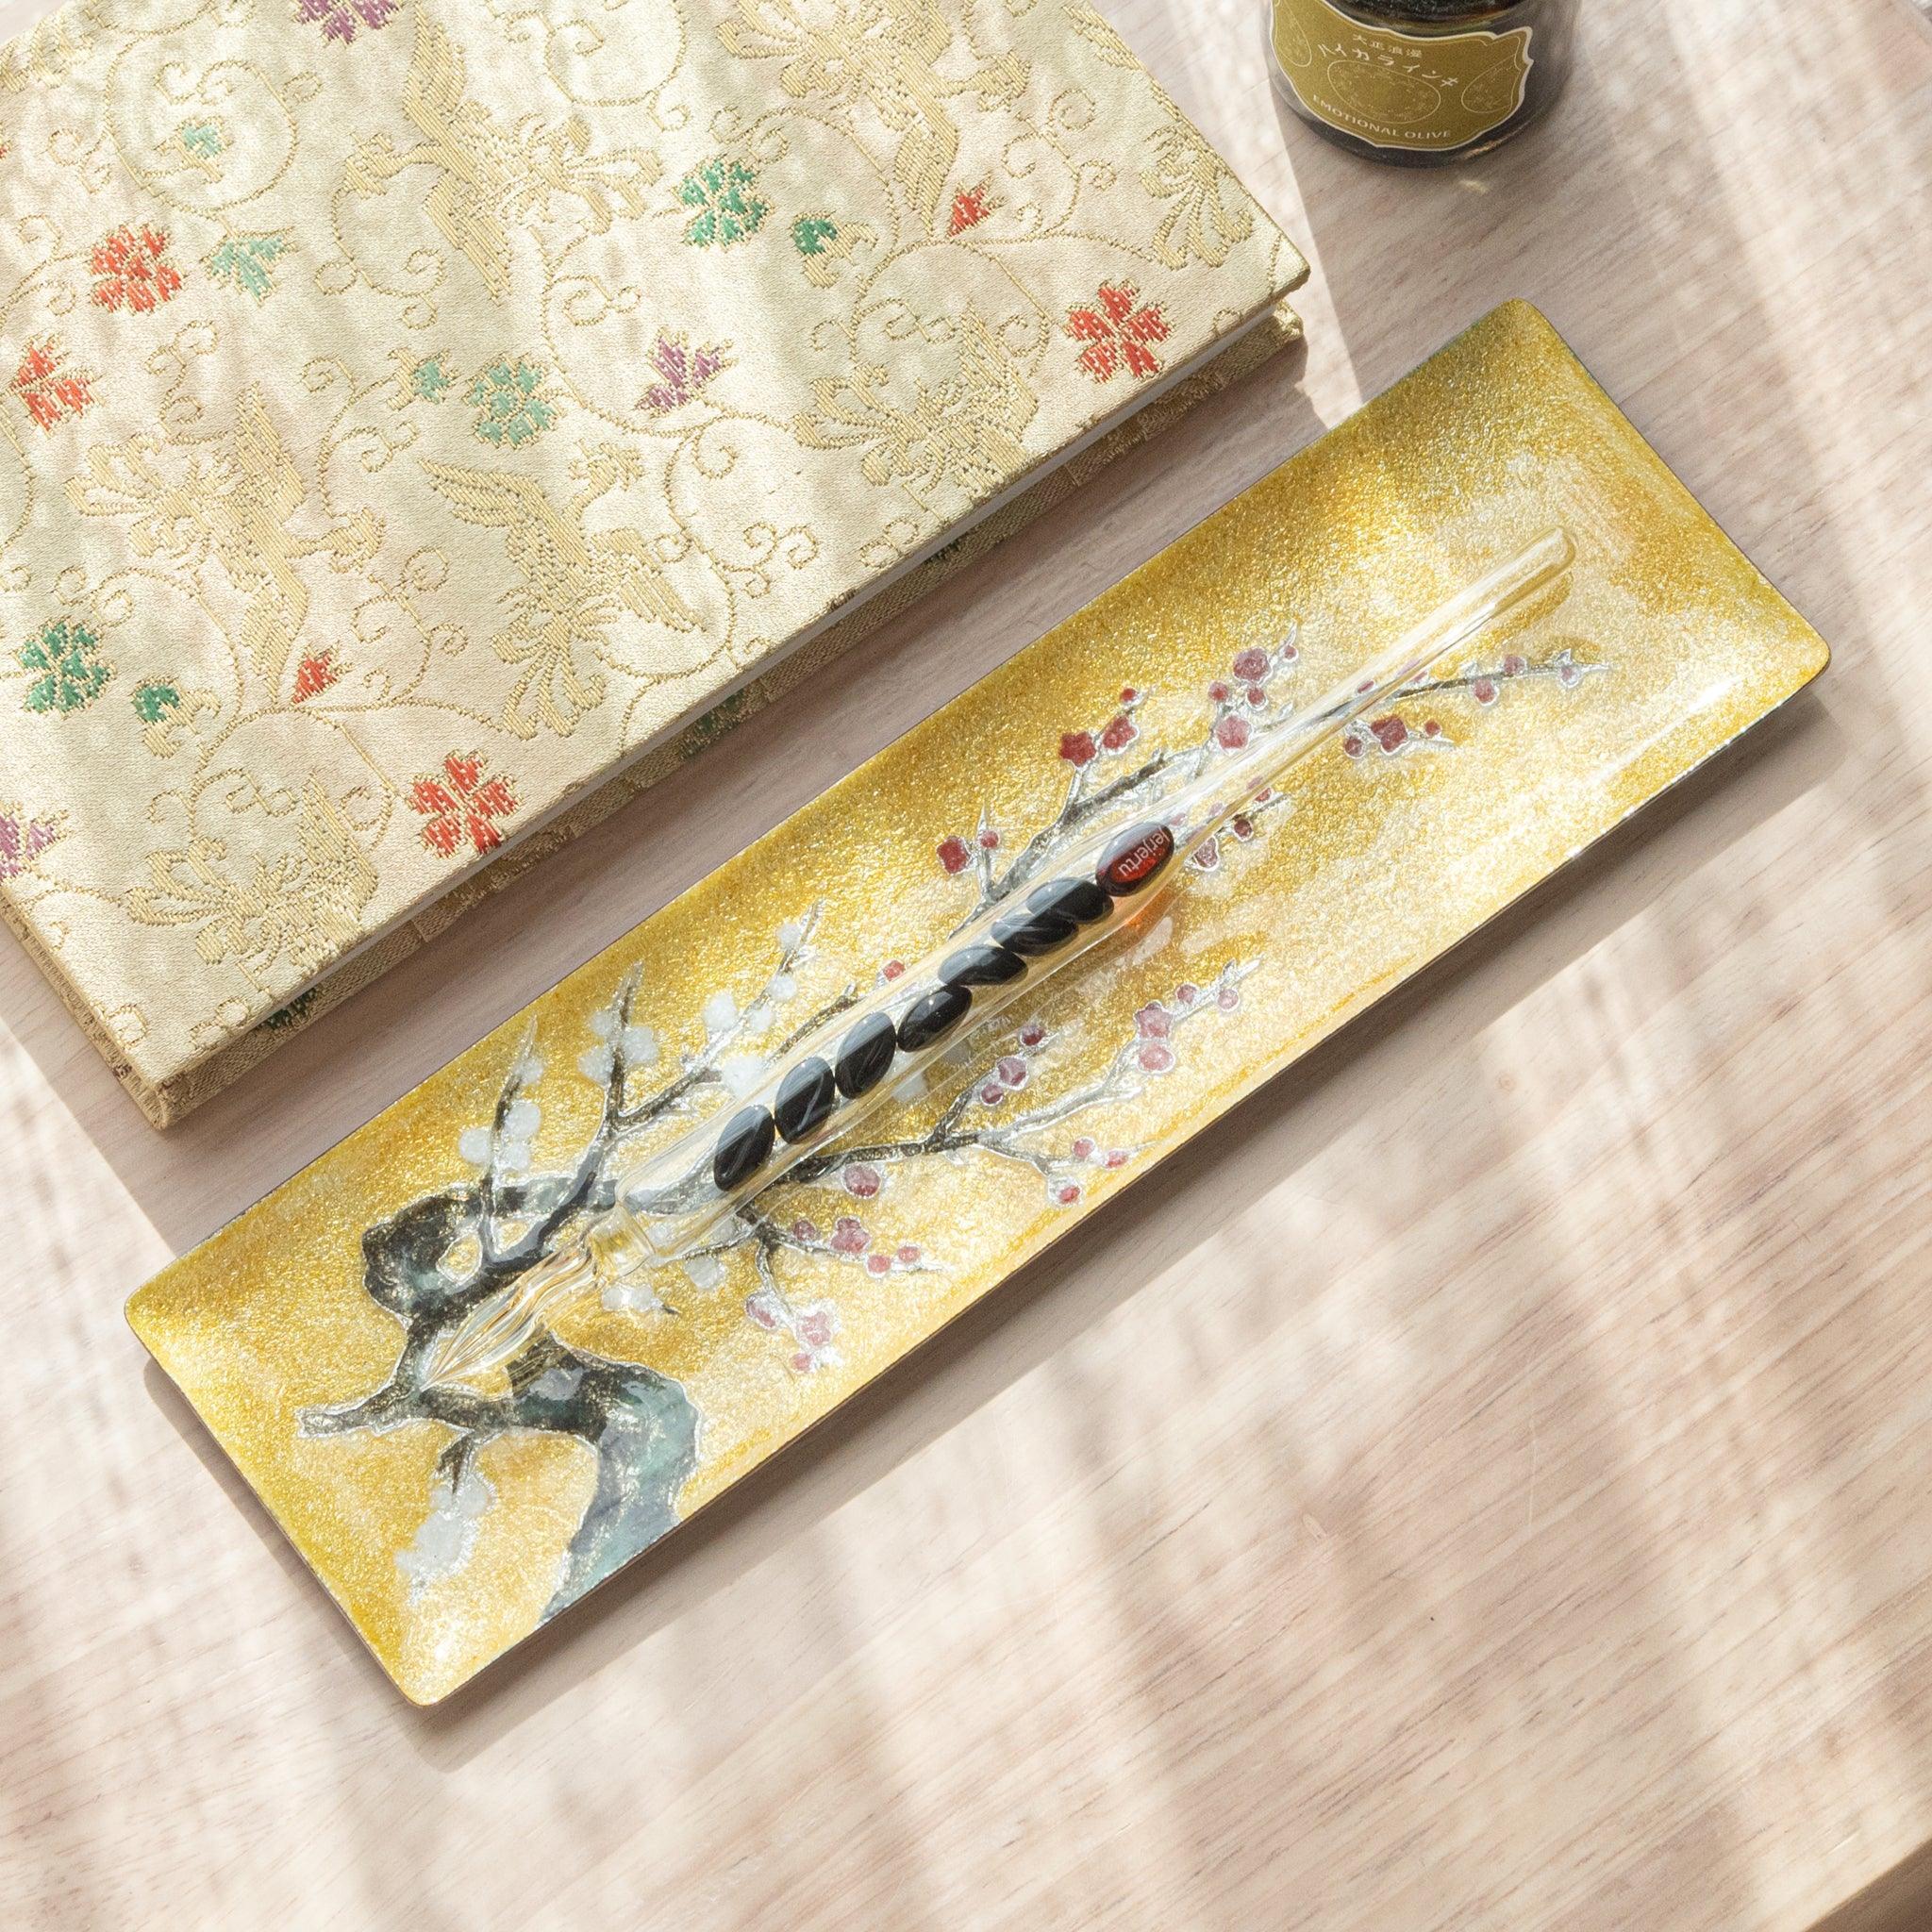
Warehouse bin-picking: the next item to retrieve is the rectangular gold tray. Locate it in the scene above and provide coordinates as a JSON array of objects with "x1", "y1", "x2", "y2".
[{"x1": 128, "y1": 303, "x2": 1829, "y2": 1703}]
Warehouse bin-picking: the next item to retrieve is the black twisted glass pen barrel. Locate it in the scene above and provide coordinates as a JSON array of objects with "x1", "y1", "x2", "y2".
[
  {"x1": 418, "y1": 528, "x2": 1574, "y2": 1389},
  {"x1": 703, "y1": 821, "x2": 1174, "y2": 1196}
]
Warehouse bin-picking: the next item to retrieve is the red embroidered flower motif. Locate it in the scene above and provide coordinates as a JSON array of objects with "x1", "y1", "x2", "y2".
[
  {"x1": 947, "y1": 175, "x2": 1000, "y2": 236},
  {"x1": 1058, "y1": 728, "x2": 1097, "y2": 767},
  {"x1": 1099, "y1": 711, "x2": 1138, "y2": 752},
  {"x1": 1213, "y1": 712, "x2": 1251, "y2": 751},
  {"x1": 291, "y1": 648, "x2": 341, "y2": 703},
  {"x1": 841, "y1": 1162, "x2": 882, "y2": 1199},
  {"x1": 937, "y1": 833, "x2": 972, "y2": 874},
  {"x1": 1065, "y1": 282, "x2": 1171, "y2": 382},
  {"x1": 409, "y1": 751, "x2": 518, "y2": 858},
  {"x1": 297, "y1": 0, "x2": 398, "y2": 42},
  {"x1": 10, "y1": 337, "x2": 93, "y2": 431},
  {"x1": 90, "y1": 225, "x2": 184, "y2": 314}
]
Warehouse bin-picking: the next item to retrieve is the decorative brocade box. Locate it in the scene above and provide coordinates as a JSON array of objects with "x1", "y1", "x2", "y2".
[
  {"x1": 129, "y1": 305, "x2": 1829, "y2": 1703},
  {"x1": 0, "y1": 0, "x2": 1306, "y2": 1124}
]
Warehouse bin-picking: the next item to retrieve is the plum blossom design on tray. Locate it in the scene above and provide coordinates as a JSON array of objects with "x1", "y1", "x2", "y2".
[{"x1": 295, "y1": 617, "x2": 1605, "y2": 1618}]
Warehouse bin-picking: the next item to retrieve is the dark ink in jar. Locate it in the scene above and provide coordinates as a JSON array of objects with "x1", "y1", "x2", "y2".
[{"x1": 1271, "y1": 0, "x2": 1580, "y2": 166}]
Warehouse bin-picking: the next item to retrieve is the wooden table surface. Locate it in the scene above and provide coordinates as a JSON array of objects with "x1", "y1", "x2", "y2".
[{"x1": 5, "y1": 2, "x2": 1931, "y2": 1926}]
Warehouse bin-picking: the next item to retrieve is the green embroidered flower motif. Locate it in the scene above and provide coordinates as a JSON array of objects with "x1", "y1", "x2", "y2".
[
  {"x1": 205, "y1": 234, "x2": 290, "y2": 303},
  {"x1": 678, "y1": 158, "x2": 769, "y2": 249},
  {"x1": 409, "y1": 354, "x2": 455, "y2": 403},
  {"x1": 466, "y1": 356, "x2": 558, "y2": 447},
  {"x1": 19, "y1": 618, "x2": 110, "y2": 715},
  {"x1": 177, "y1": 120, "x2": 225, "y2": 160},
  {"x1": 131, "y1": 677, "x2": 180, "y2": 725},
  {"x1": 791, "y1": 214, "x2": 838, "y2": 258}
]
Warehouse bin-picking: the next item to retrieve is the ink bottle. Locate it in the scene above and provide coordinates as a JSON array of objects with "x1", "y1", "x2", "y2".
[{"x1": 1271, "y1": 0, "x2": 1580, "y2": 166}]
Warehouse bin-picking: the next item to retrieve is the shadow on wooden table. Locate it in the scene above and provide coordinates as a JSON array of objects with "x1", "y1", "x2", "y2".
[
  {"x1": 141, "y1": 683, "x2": 1842, "y2": 1758},
  {"x1": 1810, "y1": 1840, "x2": 1932, "y2": 1932}
]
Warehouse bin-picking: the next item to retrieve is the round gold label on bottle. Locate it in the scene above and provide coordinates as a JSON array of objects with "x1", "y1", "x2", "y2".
[{"x1": 1273, "y1": 0, "x2": 1534, "y2": 154}]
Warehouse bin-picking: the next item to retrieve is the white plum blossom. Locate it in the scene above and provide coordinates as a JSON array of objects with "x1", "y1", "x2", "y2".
[
  {"x1": 775, "y1": 921, "x2": 806, "y2": 953},
  {"x1": 587, "y1": 1006, "x2": 619, "y2": 1041},
  {"x1": 395, "y1": 1467, "x2": 495, "y2": 1599},
  {"x1": 504, "y1": 1098, "x2": 540, "y2": 1141},
  {"x1": 621, "y1": 1023, "x2": 658, "y2": 1068},
  {"x1": 458, "y1": 1126, "x2": 493, "y2": 1167},
  {"x1": 577, "y1": 1043, "x2": 615, "y2": 1084},
  {"x1": 719, "y1": 1053, "x2": 765, "y2": 1099},
  {"x1": 703, "y1": 991, "x2": 738, "y2": 1037},
  {"x1": 602, "y1": 1274, "x2": 670, "y2": 1315},
  {"x1": 682, "y1": 1253, "x2": 725, "y2": 1292}
]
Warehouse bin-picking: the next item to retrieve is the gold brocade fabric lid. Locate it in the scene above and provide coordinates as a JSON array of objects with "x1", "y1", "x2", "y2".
[{"x1": 0, "y1": 0, "x2": 1305, "y2": 1110}]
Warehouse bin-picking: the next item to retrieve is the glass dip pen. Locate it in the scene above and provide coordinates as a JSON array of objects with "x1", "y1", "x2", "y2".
[{"x1": 422, "y1": 526, "x2": 1575, "y2": 1390}]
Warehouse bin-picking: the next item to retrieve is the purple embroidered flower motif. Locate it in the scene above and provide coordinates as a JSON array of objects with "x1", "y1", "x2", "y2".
[
  {"x1": 297, "y1": 0, "x2": 399, "y2": 44},
  {"x1": 636, "y1": 331, "x2": 730, "y2": 416},
  {"x1": 0, "y1": 805, "x2": 63, "y2": 881}
]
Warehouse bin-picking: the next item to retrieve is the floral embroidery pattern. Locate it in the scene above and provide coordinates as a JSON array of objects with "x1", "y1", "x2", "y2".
[
  {"x1": 297, "y1": 0, "x2": 400, "y2": 44},
  {"x1": 790, "y1": 210, "x2": 874, "y2": 288},
  {"x1": 131, "y1": 678, "x2": 180, "y2": 724},
  {"x1": 291, "y1": 648, "x2": 343, "y2": 702},
  {"x1": 409, "y1": 751, "x2": 519, "y2": 858},
  {"x1": 791, "y1": 214, "x2": 836, "y2": 257},
  {"x1": 205, "y1": 235, "x2": 289, "y2": 303},
  {"x1": 1143, "y1": 116, "x2": 1255, "y2": 270},
  {"x1": 678, "y1": 158, "x2": 769, "y2": 248},
  {"x1": 175, "y1": 120, "x2": 226, "y2": 175},
  {"x1": 947, "y1": 175, "x2": 999, "y2": 236},
  {"x1": 465, "y1": 356, "x2": 558, "y2": 447},
  {"x1": 406, "y1": 354, "x2": 455, "y2": 404},
  {"x1": 132, "y1": 677, "x2": 191, "y2": 755},
  {"x1": 1065, "y1": 282, "x2": 1171, "y2": 382},
  {"x1": 636, "y1": 331, "x2": 729, "y2": 416},
  {"x1": 0, "y1": 803, "x2": 64, "y2": 882},
  {"x1": 19, "y1": 618, "x2": 111, "y2": 714},
  {"x1": 8, "y1": 338, "x2": 92, "y2": 431},
  {"x1": 90, "y1": 225, "x2": 185, "y2": 314}
]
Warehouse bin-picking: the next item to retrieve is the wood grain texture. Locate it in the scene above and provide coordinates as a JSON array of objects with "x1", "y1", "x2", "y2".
[{"x1": 2, "y1": 2, "x2": 1928, "y2": 1926}]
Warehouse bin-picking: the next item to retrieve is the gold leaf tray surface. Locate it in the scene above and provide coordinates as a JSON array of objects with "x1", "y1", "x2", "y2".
[{"x1": 129, "y1": 303, "x2": 1829, "y2": 1703}]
